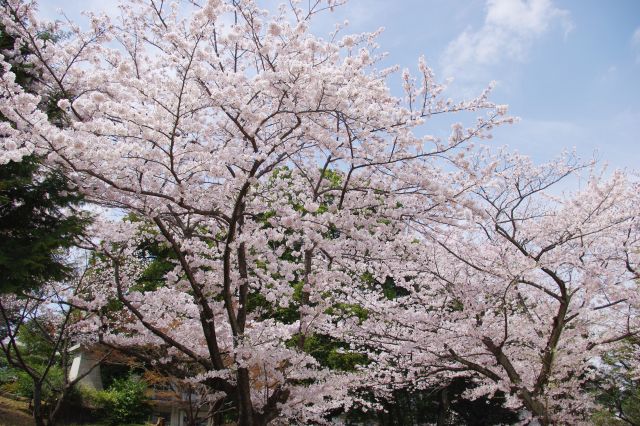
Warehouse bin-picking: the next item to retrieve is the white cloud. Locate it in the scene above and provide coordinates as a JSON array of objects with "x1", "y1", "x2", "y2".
[{"x1": 441, "y1": 0, "x2": 572, "y2": 78}]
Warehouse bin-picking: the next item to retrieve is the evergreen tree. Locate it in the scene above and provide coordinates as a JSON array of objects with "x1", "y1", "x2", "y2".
[{"x1": 0, "y1": 25, "x2": 87, "y2": 294}]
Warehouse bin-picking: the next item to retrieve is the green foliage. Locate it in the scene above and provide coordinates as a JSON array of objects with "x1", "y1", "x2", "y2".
[
  {"x1": 0, "y1": 25, "x2": 37, "y2": 90},
  {"x1": 83, "y1": 375, "x2": 151, "y2": 426},
  {"x1": 15, "y1": 320, "x2": 60, "y2": 364},
  {"x1": 590, "y1": 341, "x2": 640, "y2": 425},
  {"x1": 0, "y1": 156, "x2": 87, "y2": 294},
  {"x1": 0, "y1": 27, "x2": 88, "y2": 295},
  {"x1": 288, "y1": 333, "x2": 369, "y2": 371},
  {"x1": 324, "y1": 303, "x2": 368, "y2": 323},
  {"x1": 132, "y1": 241, "x2": 176, "y2": 293},
  {"x1": 0, "y1": 369, "x2": 20, "y2": 395},
  {"x1": 592, "y1": 409, "x2": 634, "y2": 426},
  {"x1": 247, "y1": 290, "x2": 301, "y2": 324},
  {"x1": 100, "y1": 362, "x2": 135, "y2": 391},
  {"x1": 0, "y1": 321, "x2": 65, "y2": 402},
  {"x1": 360, "y1": 272, "x2": 409, "y2": 300},
  {"x1": 11, "y1": 367, "x2": 64, "y2": 401}
]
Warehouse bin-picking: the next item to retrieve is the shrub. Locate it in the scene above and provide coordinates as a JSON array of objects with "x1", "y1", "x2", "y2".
[{"x1": 83, "y1": 375, "x2": 151, "y2": 425}]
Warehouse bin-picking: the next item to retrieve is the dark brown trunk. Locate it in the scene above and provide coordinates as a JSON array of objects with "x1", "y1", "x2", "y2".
[
  {"x1": 32, "y1": 382, "x2": 45, "y2": 426},
  {"x1": 436, "y1": 386, "x2": 450, "y2": 426},
  {"x1": 297, "y1": 249, "x2": 313, "y2": 350},
  {"x1": 482, "y1": 337, "x2": 550, "y2": 424},
  {"x1": 236, "y1": 368, "x2": 255, "y2": 426}
]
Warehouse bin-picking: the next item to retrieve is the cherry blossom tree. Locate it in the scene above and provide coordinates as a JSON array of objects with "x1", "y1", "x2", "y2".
[
  {"x1": 339, "y1": 153, "x2": 640, "y2": 424},
  {"x1": 8, "y1": 0, "x2": 635, "y2": 424},
  {"x1": 0, "y1": 0, "x2": 515, "y2": 422}
]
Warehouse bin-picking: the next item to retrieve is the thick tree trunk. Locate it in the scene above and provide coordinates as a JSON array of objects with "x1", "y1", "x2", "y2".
[
  {"x1": 297, "y1": 249, "x2": 313, "y2": 350},
  {"x1": 516, "y1": 390, "x2": 549, "y2": 426},
  {"x1": 235, "y1": 369, "x2": 283, "y2": 426},
  {"x1": 436, "y1": 386, "x2": 450, "y2": 426},
  {"x1": 236, "y1": 368, "x2": 256, "y2": 426}
]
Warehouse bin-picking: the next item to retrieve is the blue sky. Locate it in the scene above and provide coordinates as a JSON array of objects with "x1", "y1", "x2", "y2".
[{"x1": 40, "y1": 0, "x2": 640, "y2": 169}]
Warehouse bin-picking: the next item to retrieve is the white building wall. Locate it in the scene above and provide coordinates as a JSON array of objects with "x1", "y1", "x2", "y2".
[{"x1": 67, "y1": 344, "x2": 103, "y2": 390}]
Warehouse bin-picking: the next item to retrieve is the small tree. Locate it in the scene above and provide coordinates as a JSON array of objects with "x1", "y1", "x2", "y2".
[{"x1": 0, "y1": 275, "x2": 110, "y2": 426}]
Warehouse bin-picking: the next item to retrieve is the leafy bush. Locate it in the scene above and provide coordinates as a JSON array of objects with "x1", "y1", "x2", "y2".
[
  {"x1": 0, "y1": 368, "x2": 20, "y2": 395},
  {"x1": 0, "y1": 365, "x2": 64, "y2": 401},
  {"x1": 14, "y1": 370, "x2": 35, "y2": 398},
  {"x1": 82, "y1": 375, "x2": 151, "y2": 425}
]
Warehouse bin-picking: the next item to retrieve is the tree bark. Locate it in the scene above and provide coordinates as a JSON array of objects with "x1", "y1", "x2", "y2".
[
  {"x1": 437, "y1": 386, "x2": 450, "y2": 426},
  {"x1": 297, "y1": 248, "x2": 313, "y2": 350},
  {"x1": 32, "y1": 382, "x2": 45, "y2": 426},
  {"x1": 236, "y1": 368, "x2": 256, "y2": 426}
]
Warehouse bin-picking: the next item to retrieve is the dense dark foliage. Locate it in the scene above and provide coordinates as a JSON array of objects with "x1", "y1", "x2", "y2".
[{"x1": 0, "y1": 27, "x2": 87, "y2": 294}]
